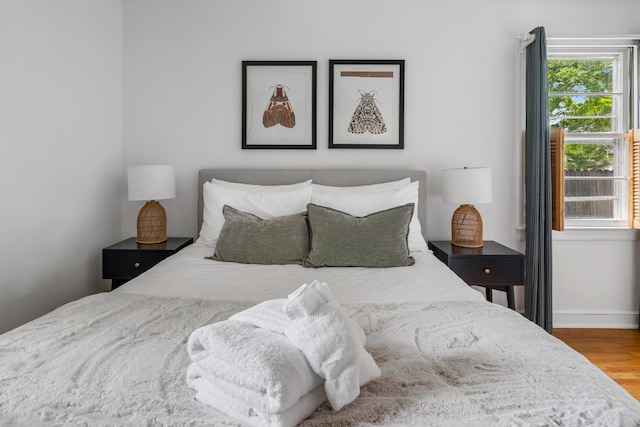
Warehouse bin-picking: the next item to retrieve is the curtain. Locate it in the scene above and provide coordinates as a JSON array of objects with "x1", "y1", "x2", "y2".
[{"x1": 524, "y1": 26, "x2": 553, "y2": 333}]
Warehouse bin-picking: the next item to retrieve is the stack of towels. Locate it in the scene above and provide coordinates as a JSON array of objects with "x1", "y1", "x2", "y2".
[{"x1": 186, "y1": 280, "x2": 381, "y2": 427}]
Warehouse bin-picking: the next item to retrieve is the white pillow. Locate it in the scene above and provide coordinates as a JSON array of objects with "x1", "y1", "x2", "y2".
[
  {"x1": 311, "y1": 177, "x2": 410, "y2": 194},
  {"x1": 311, "y1": 181, "x2": 428, "y2": 252},
  {"x1": 211, "y1": 178, "x2": 312, "y2": 192},
  {"x1": 197, "y1": 181, "x2": 313, "y2": 247}
]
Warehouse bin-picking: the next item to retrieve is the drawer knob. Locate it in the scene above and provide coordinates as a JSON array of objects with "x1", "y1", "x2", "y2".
[
  {"x1": 134, "y1": 262, "x2": 141, "y2": 268},
  {"x1": 483, "y1": 268, "x2": 491, "y2": 275}
]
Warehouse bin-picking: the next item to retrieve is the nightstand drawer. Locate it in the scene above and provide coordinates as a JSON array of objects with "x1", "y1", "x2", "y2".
[
  {"x1": 102, "y1": 237, "x2": 193, "y2": 289},
  {"x1": 103, "y1": 251, "x2": 167, "y2": 279},
  {"x1": 450, "y1": 256, "x2": 523, "y2": 284},
  {"x1": 428, "y1": 240, "x2": 524, "y2": 310}
]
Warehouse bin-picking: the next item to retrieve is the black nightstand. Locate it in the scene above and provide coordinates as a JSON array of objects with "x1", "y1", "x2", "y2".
[
  {"x1": 428, "y1": 240, "x2": 524, "y2": 310},
  {"x1": 102, "y1": 237, "x2": 193, "y2": 290}
]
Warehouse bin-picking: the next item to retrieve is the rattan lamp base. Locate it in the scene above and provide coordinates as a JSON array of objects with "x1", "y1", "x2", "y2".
[
  {"x1": 137, "y1": 200, "x2": 168, "y2": 244},
  {"x1": 451, "y1": 204, "x2": 483, "y2": 248}
]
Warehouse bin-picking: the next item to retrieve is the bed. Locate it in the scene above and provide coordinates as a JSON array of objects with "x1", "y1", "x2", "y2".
[{"x1": 1, "y1": 168, "x2": 639, "y2": 427}]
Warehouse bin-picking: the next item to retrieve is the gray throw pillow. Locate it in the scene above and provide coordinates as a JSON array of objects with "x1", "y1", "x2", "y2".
[
  {"x1": 303, "y1": 203, "x2": 415, "y2": 268},
  {"x1": 213, "y1": 205, "x2": 309, "y2": 265}
]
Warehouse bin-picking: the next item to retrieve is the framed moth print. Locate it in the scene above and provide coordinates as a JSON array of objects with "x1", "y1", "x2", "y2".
[
  {"x1": 242, "y1": 61, "x2": 317, "y2": 149},
  {"x1": 329, "y1": 60, "x2": 404, "y2": 149}
]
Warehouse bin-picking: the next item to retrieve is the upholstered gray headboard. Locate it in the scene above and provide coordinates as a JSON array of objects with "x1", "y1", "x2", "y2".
[{"x1": 197, "y1": 169, "x2": 427, "y2": 238}]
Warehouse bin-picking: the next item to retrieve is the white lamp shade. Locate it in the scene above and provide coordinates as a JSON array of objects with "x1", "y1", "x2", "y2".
[
  {"x1": 442, "y1": 167, "x2": 492, "y2": 205},
  {"x1": 127, "y1": 165, "x2": 176, "y2": 201}
]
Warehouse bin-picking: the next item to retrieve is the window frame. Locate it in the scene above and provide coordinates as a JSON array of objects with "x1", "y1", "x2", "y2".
[{"x1": 547, "y1": 40, "x2": 638, "y2": 229}]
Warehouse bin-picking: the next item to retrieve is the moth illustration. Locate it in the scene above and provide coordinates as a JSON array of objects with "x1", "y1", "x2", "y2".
[
  {"x1": 263, "y1": 85, "x2": 296, "y2": 129},
  {"x1": 348, "y1": 91, "x2": 387, "y2": 134}
]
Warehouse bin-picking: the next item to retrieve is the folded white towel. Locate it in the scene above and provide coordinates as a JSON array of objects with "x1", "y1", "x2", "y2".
[
  {"x1": 283, "y1": 280, "x2": 332, "y2": 320},
  {"x1": 229, "y1": 298, "x2": 291, "y2": 334},
  {"x1": 283, "y1": 282, "x2": 381, "y2": 411},
  {"x1": 187, "y1": 319, "x2": 322, "y2": 413},
  {"x1": 188, "y1": 370, "x2": 327, "y2": 427}
]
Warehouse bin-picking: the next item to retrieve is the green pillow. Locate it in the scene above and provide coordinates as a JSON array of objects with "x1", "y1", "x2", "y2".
[
  {"x1": 213, "y1": 205, "x2": 309, "y2": 265},
  {"x1": 303, "y1": 203, "x2": 415, "y2": 268}
]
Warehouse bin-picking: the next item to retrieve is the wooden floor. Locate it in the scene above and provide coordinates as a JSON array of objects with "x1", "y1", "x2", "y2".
[{"x1": 554, "y1": 328, "x2": 640, "y2": 401}]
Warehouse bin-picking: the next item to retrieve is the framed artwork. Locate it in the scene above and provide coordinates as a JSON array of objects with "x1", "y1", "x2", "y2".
[
  {"x1": 329, "y1": 59, "x2": 404, "y2": 149},
  {"x1": 242, "y1": 61, "x2": 317, "y2": 149}
]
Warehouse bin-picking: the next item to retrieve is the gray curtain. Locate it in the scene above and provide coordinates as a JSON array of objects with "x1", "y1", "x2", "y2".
[{"x1": 524, "y1": 26, "x2": 553, "y2": 333}]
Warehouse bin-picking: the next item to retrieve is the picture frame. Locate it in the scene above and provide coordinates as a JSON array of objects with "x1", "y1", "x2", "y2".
[
  {"x1": 242, "y1": 61, "x2": 317, "y2": 149},
  {"x1": 329, "y1": 59, "x2": 404, "y2": 149}
]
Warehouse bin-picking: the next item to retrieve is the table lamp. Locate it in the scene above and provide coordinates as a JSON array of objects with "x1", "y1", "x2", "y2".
[
  {"x1": 127, "y1": 165, "x2": 176, "y2": 244},
  {"x1": 442, "y1": 167, "x2": 492, "y2": 248}
]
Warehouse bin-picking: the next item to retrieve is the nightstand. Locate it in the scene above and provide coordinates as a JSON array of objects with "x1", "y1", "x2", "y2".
[
  {"x1": 102, "y1": 237, "x2": 193, "y2": 290},
  {"x1": 427, "y1": 240, "x2": 524, "y2": 310}
]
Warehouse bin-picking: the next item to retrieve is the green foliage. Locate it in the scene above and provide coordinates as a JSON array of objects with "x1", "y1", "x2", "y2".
[
  {"x1": 548, "y1": 59, "x2": 614, "y2": 170},
  {"x1": 548, "y1": 59, "x2": 613, "y2": 133},
  {"x1": 549, "y1": 59, "x2": 612, "y2": 93},
  {"x1": 564, "y1": 144, "x2": 613, "y2": 170}
]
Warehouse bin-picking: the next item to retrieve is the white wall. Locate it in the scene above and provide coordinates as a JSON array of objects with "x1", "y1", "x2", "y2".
[
  {"x1": 123, "y1": 0, "x2": 531, "y2": 244},
  {"x1": 0, "y1": 1, "x2": 123, "y2": 334},
  {"x1": 123, "y1": 0, "x2": 640, "y2": 328}
]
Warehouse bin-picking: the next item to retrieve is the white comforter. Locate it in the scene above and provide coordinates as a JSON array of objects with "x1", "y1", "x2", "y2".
[
  {"x1": 116, "y1": 244, "x2": 486, "y2": 304},
  {"x1": 1, "y1": 292, "x2": 638, "y2": 426}
]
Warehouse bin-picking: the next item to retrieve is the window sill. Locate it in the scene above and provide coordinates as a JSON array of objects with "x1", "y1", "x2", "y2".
[{"x1": 516, "y1": 225, "x2": 640, "y2": 241}]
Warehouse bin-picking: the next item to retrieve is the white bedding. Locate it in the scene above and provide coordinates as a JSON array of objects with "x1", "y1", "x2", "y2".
[
  {"x1": 6, "y1": 168, "x2": 639, "y2": 425},
  {"x1": 116, "y1": 243, "x2": 486, "y2": 304},
  {"x1": 2, "y1": 293, "x2": 639, "y2": 426}
]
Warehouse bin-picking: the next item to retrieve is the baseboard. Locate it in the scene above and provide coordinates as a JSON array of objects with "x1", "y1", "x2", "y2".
[{"x1": 553, "y1": 310, "x2": 639, "y2": 328}]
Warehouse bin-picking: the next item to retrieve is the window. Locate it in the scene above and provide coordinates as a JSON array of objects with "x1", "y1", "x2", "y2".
[{"x1": 548, "y1": 40, "x2": 638, "y2": 228}]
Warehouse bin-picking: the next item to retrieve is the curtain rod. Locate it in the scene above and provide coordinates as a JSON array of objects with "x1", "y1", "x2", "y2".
[{"x1": 517, "y1": 33, "x2": 536, "y2": 53}]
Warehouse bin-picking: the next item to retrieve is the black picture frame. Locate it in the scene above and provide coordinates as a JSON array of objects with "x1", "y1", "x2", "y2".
[
  {"x1": 329, "y1": 59, "x2": 404, "y2": 149},
  {"x1": 242, "y1": 61, "x2": 317, "y2": 149}
]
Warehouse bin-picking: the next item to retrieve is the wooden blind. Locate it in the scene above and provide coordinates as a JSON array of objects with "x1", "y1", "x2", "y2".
[
  {"x1": 550, "y1": 127, "x2": 565, "y2": 231},
  {"x1": 630, "y1": 129, "x2": 640, "y2": 229}
]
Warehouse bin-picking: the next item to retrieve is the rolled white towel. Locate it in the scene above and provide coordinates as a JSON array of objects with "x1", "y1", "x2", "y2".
[
  {"x1": 284, "y1": 283, "x2": 381, "y2": 411},
  {"x1": 187, "y1": 319, "x2": 322, "y2": 413}
]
